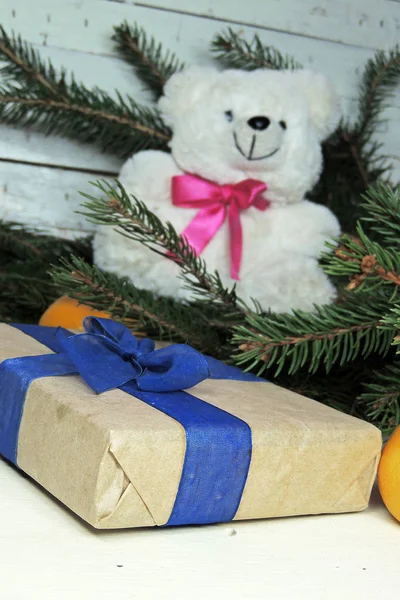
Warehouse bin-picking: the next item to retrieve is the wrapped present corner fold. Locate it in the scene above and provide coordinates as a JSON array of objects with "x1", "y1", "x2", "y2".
[{"x1": 0, "y1": 319, "x2": 382, "y2": 529}]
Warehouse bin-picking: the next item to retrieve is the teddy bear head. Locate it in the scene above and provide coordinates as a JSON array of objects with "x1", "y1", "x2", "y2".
[{"x1": 158, "y1": 67, "x2": 341, "y2": 204}]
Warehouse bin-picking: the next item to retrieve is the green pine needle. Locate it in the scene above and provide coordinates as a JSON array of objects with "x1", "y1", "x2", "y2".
[
  {"x1": 51, "y1": 255, "x2": 221, "y2": 353},
  {"x1": 234, "y1": 291, "x2": 396, "y2": 377},
  {"x1": 113, "y1": 21, "x2": 184, "y2": 98},
  {"x1": 321, "y1": 184, "x2": 400, "y2": 295},
  {"x1": 79, "y1": 179, "x2": 242, "y2": 313},
  {"x1": 307, "y1": 47, "x2": 400, "y2": 233},
  {"x1": 361, "y1": 184, "x2": 400, "y2": 245},
  {"x1": 354, "y1": 45, "x2": 400, "y2": 142},
  {"x1": 0, "y1": 26, "x2": 171, "y2": 157},
  {"x1": 0, "y1": 25, "x2": 66, "y2": 96},
  {"x1": 211, "y1": 28, "x2": 301, "y2": 71},
  {"x1": 0, "y1": 220, "x2": 93, "y2": 323},
  {"x1": 359, "y1": 361, "x2": 400, "y2": 435}
]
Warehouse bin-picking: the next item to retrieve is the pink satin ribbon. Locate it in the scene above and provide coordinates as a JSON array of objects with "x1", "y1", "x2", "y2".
[{"x1": 171, "y1": 174, "x2": 269, "y2": 280}]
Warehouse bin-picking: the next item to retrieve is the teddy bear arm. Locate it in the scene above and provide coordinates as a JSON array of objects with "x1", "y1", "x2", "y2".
[
  {"x1": 237, "y1": 254, "x2": 337, "y2": 313},
  {"x1": 291, "y1": 201, "x2": 340, "y2": 233},
  {"x1": 275, "y1": 202, "x2": 340, "y2": 257},
  {"x1": 118, "y1": 150, "x2": 183, "y2": 201},
  {"x1": 93, "y1": 225, "x2": 192, "y2": 300}
]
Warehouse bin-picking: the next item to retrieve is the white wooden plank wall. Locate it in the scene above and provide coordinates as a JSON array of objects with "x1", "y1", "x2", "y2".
[{"x1": 0, "y1": 0, "x2": 399, "y2": 239}]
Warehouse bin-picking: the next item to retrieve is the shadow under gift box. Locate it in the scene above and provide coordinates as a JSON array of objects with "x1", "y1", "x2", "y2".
[{"x1": 0, "y1": 322, "x2": 382, "y2": 529}]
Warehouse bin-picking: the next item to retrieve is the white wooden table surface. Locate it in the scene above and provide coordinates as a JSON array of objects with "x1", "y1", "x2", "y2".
[{"x1": 0, "y1": 455, "x2": 399, "y2": 600}]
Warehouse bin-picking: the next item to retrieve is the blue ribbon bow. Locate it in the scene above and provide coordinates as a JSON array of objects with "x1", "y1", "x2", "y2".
[{"x1": 56, "y1": 317, "x2": 210, "y2": 394}]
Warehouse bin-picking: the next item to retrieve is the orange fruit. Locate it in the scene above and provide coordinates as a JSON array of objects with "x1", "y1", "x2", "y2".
[
  {"x1": 378, "y1": 426, "x2": 400, "y2": 522},
  {"x1": 39, "y1": 295, "x2": 110, "y2": 330}
]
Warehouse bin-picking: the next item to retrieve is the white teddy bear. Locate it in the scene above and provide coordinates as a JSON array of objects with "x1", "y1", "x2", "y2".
[{"x1": 94, "y1": 67, "x2": 341, "y2": 313}]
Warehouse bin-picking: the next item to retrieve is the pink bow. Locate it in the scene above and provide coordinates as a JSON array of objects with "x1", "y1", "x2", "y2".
[{"x1": 171, "y1": 174, "x2": 269, "y2": 280}]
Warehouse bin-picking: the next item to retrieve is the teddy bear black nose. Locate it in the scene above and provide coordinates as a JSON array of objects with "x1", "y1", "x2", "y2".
[{"x1": 247, "y1": 116, "x2": 271, "y2": 131}]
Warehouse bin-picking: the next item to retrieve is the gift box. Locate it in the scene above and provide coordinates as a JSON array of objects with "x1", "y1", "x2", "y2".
[{"x1": 0, "y1": 319, "x2": 382, "y2": 529}]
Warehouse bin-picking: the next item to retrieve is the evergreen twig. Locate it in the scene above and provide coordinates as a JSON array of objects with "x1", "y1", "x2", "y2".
[
  {"x1": 211, "y1": 28, "x2": 301, "y2": 71},
  {"x1": 380, "y1": 305, "x2": 400, "y2": 355},
  {"x1": 233, "y1": 291, "x2": 395, "y2": 376},
  {"x1": 113, "y1": 21, "x2": 184, "y2": 98},
  {"x1": 324, "y1": 227, "x2": 400, "y2": 293},
  {"x1": 324, "y1": 47, "x2": 400, "y2": 213},
  {"x1": 361, "y1": 184, "x2": 400, "y2": 244},
  {"x1": 79, "y1": 180, "x2": 242, "y2": 313},
  {"x1": 0, "y1": 27, "x2": 171, "y2": 157},
  {"x1": 359, "y1": 361, "x2": 400, "y2": 434},
  {"x1": 52, "y1": 256, "x2": 221, "y2": 352},
  {"x1": 0, "y1": 25, "x2": 63, "y2": 96},
  {"x1": 0, "y1": 220, "x2": 92, "y2": 323},
  {"x1": 355, "y1": 46, "x2": 400, "y2": 141},
  {"x1": 317, "y1": 47, "x2": 400, "y2": 231},
  {"x1": 322, "y1": 185, "x2": 400, "y2": 293},
  {"x1": 276, "y1": 357, "x2": 386, "y2": 416},
  {"x1": 0, "y1": 219, "x2": 92, "y2": 261}
]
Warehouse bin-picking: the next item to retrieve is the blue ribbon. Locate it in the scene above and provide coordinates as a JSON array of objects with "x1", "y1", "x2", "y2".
[
  {"x1": 0, "y1": 318, "x2": 255, "y2": 526},
  {"x1": 55, "y1": 317, "x2": 211, "y2": 394}
]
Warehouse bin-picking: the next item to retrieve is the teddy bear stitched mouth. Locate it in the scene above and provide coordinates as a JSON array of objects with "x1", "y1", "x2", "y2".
[{"x1": 233, "y1": 132, "x2": 280, "y2": 161}]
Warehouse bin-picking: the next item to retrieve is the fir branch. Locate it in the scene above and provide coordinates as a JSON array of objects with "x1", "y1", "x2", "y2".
[
  {"x1": 380, "y1": 305, "x2": 400, "y2": 355},
  {"x1": 0, "y1": 219, "x2": 92, "y2": 262},
  {"x1": 0, "y1": 221, "x2": 41, "y2": 258},
  {"x1": 335, "y1": 47, "x2": 400, "y2": 193},
  {"x1": 0, "y1": 220, "x2": 93, "y2": 323},
  {"x1": 324, "y1": 226, "x2": 400, "y2": 292},
  {"x1": 51, "y1": 256, "x2": 220, "y2": 352},
  {"x1": 113, "y1": 21, "x2": 184, "y2": 98},
  {"x1": 309, "y1": 48, "x2": 400, "y2": 233},
  {"x1": 211, "y1": 28, "x2": 301, "y2": 71},
  {"x1": 354, "y1": 46, "x2": 400, "y2": 141},
  {"x1": 0, "y1": 84, "x2": 170, "y2": 157},
  {"x1": 0, "y1": 26, "x2": 66, "y2": 97},
  {"x1": 0, "y1": 85, "x2": 170, "y2": 157},
  {"x1": 323, "y1": 183, "x2": 400, "y2": 292},
  {"x1": 277, "y1": 357, "x2": 385, "y2": 416},
  {"x1": 0, "y1": 27, "x2": 171, "y2": 157},
  {"x1": 0, "y1": 272, "x2": 57, "y2": 323},
  {"x1": 359, "y1": 361, "x2": 400, "y2": 435},
  {"x1": 309, "y1": 129, "x2": 385, "y2": 233},
  {"x1": 79, "y1": 180, "x2": 242, "y2": 313},
  {"x1": 361, "y1": 184, "x2": 400, "y2": 245},
  {"x1": 233, "y1": 292, "x2": 395, "y2": 376},
  {"x1": 338, "y1": 129, "x2": 372, "y2": 189}
]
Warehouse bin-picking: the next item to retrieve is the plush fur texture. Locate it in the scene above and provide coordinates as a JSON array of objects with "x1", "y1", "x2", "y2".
[{"x1": 94, "y1": 67, "x2": 342, "y2": 312}]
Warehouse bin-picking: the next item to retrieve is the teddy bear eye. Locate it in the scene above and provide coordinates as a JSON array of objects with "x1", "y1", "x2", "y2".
[
  {"x1": 224, "y1": 110, "x2": 233, "y2": 122},
  {"x1": 279, "y1": 120, "x2": 287, "y2": 130}
]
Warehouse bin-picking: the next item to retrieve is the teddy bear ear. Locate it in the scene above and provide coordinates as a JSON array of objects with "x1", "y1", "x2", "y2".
[
  {"x1": 289, "y1": 69, "x2": 342, "y2": 140},
  {"x1": 158, "y1": 66, "x2": 219, "y2": 126}
]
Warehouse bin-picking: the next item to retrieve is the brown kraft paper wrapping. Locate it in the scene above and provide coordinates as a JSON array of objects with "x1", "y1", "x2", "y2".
[{"x1": 0, "y1": 324, "x2": 382, "y2": 529}]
